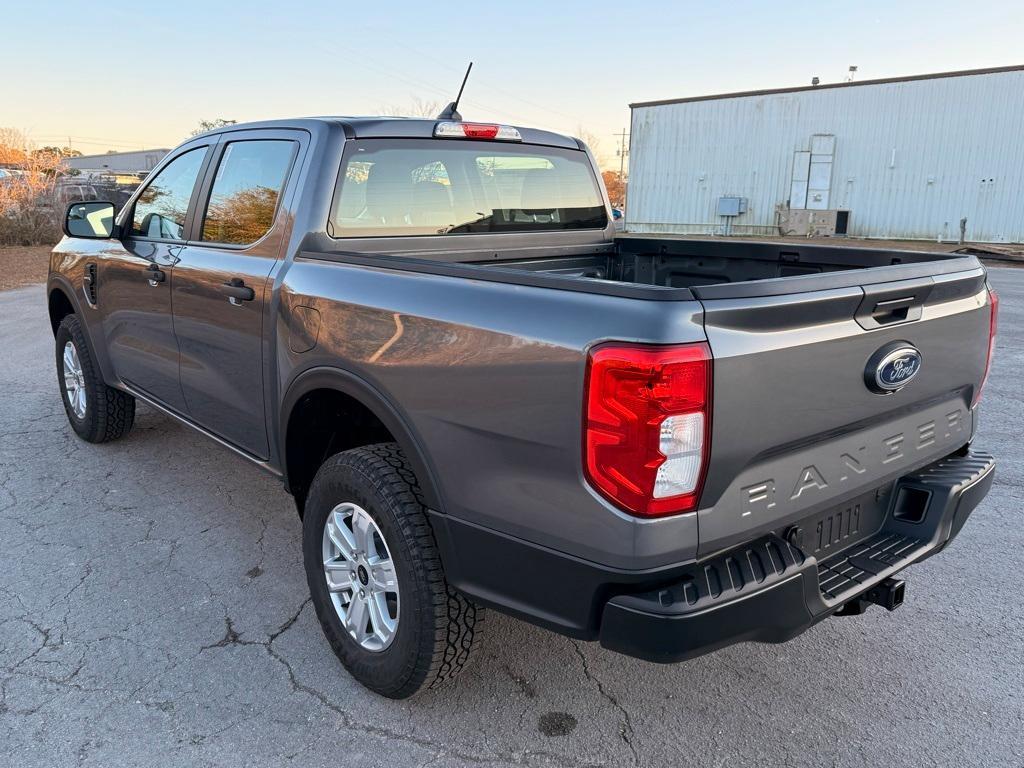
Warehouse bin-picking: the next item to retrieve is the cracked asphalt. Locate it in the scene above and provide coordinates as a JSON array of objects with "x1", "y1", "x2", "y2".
[{"x1": 2, "y1": 269, "x2": 1023, "y2": 767}]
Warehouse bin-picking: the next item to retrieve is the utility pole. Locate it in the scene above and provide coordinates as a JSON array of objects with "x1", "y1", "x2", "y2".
[
  {"x1": 615, "y1": 127, "x2": 630, "y2": 182},
  {"x1": 612, "y1": 128, "x2": 630, "y2": 211}
]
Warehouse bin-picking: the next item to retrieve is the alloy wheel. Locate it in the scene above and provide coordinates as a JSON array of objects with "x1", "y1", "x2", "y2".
[
  {"x1": 321, "y1": 502, "x2": 400, "y2": 651},
  {"x1": 62, "y1": 341, "x2": 87, "y2": 419}
]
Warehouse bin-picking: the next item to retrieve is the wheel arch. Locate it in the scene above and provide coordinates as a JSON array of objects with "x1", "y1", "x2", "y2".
[
  {"x1": 279, "y1": 366, "x2": 444, "y2": 515},
  {"x1": 47, "y1": 281, "x2": 79, "y2": 336},
  {"x1": 47, "y1": 277, "x2": 115, "y2": 385}
]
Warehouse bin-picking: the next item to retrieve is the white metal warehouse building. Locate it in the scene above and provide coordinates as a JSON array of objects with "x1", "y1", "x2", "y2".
[
  {"x1": 65, "y1": 148, "x2": 169, "y2": 174},
  {"x1": 626, "y1": 65, "x2": 1024, "y2": 244}
]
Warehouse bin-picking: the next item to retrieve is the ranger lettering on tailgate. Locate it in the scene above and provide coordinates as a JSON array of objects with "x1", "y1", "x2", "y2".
[{"x1": 740, "y1": 406, "x2": 965, "y2": 518}]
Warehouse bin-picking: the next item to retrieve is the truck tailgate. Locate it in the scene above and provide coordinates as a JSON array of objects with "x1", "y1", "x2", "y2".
[{"x1": 695, "y1": 265, "x2": 992, "y2": 557}]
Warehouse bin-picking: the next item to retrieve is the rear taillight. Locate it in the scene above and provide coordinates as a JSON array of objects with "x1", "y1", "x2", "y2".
[
  {"x1": 974, "y1": 286, "x2": 999, "y2": 406},
  {"x1": 583, "y1": 343, "x2": 712, "y2": 517},
  {"x1": 434, "y1": 121, "x2": 522, "y2": 141}
]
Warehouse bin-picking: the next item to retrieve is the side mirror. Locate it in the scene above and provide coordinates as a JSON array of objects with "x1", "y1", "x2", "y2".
[{"x1": 64, "y1": 201, "x2": 116, "y2": 239}]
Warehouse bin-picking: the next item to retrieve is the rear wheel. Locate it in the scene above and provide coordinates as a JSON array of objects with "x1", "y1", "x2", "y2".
[
  {"x1": 303, "y1": 443, "x2": 483, "y2": 698},
  {"x1": 55, "y1": 314, "x2": 135, "y2": 443}
]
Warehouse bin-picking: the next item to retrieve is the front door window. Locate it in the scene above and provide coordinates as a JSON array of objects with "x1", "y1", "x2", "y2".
[{"x1": 130, "y1": 148, "x2": 207, "y2": 240}]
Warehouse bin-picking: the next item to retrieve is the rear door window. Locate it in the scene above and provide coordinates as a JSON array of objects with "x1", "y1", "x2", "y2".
[
  {"x1": 200, "y1": 140, "x2": 296, "y2": 245},
  {"x1": 329, "y1": 138, "x2": 607, "y2": 238}
]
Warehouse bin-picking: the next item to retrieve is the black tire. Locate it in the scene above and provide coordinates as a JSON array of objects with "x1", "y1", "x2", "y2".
[
  {"x1": 303, "y1": 443, "x2": 483, "y2": 699},
  {"x1": 55, "y1": 314, "x2": 135, "y2": 443}
]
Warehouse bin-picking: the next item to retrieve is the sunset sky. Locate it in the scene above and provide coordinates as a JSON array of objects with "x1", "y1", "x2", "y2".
[{"x1": 3, "y1": 0, "x2": 1021, "y2": 168}]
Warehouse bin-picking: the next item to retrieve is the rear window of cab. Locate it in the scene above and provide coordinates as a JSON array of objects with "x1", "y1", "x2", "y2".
[{"x1": 328, "y1": 138, "x2": 607, "y2": 238}]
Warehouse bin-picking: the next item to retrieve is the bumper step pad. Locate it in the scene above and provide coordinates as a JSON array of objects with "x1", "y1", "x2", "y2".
[
  {"x1": 817, "y1": 533, "x2": 926, "y2": 602},
  {"x1": 817, "y1": 449, "x2": 994, "y2": 604}
]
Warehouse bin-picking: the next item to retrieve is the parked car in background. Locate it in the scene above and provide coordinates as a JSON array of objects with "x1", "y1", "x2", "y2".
[
  {"x1": 0, "y1": 168, "x2": 28, "y2": 186},
  {"x1": 611, "y1": 206, "x2": 624, "y2": 230},
  {"x1": 53, "y1": 182, "x2": 101, "y2": 207},
  {"x1": 47, "y1": 116, "x2": 997, "y2": 699}
]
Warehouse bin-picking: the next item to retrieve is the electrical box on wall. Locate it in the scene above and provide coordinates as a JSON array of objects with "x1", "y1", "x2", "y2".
[{"x1": 717, "y1": 196, "x2": 748, "y2": 216}]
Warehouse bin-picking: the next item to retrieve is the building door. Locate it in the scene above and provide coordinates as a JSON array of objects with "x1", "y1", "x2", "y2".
[
  {"x1": 807, "y1": 134, "x2": 836, "y2": 210},
  {"x1": 789, "y1": 151, "x2": 810, "y2": 209},
  {"x1": 790, "y1": 135, "x2": 836, "y2": 210}
]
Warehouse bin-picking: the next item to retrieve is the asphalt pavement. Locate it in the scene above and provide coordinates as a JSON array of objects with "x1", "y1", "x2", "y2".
[{"x1": 1, "y1": 269, "x2": 1022, "y2": 767}]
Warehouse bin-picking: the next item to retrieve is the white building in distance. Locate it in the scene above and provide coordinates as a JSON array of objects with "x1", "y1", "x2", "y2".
[{"x1": 627, "y1": 65, "x2": 1024, "y2": 244}]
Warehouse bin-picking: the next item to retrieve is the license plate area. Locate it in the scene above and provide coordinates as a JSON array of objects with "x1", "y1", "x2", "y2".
[{"x1": 792, "y1": 488, "x2": 889, "y2": 560}]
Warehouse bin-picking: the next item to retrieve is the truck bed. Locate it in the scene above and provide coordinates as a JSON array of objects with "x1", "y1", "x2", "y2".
[{"x1": 483, "y1": 235, "x2": 981, "y2": 298}]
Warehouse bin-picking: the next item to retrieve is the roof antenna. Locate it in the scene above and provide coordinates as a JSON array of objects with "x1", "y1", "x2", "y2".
[{"x1": 437, "y1": 62, "x2": 473, "y2": 121}]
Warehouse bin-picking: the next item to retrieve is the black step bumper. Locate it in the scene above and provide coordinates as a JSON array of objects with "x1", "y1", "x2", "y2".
[{"x1": 598, "y1": 449, "x2": 995, "y2": 663}]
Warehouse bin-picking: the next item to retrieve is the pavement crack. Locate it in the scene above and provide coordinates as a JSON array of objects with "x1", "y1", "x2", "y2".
[
  {"x1": 200, "y1": 616, "x2": 259, "y2": 651},
  {"x1": 261, "y1": 622, "x2": 577, "y2": 767},
  {"x1": 571, "y1": 639, "x2": 640, "y2": 765},
  {"x1": 268, "y1": 598, "x2": 311, "y2": 643},
  {"x1": 49, "y1": 561, "x2": 93, "y2": 610},
  {"x1": 253, "y1": 516, "x2": 270, "y2": 573},
  {"x1": 264, "y1": 643, "x2": 494, "y2": 764},
  {"x1": 198, "y1": 597, "x2": 310, "y2": 654}
]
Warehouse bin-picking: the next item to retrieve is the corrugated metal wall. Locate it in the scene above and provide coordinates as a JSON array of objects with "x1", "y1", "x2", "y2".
[
  {"x1": 66, "y1": 149, "x2": 169, "y2": 173},
  {"x1": 627, "y1": 69, "x2": 1024, "y2": 243}
]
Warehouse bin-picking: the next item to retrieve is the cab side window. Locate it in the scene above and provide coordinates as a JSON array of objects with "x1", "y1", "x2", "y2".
[
  {"x1": 130, "y1": 147, "x2": 207, "y2": 240},
  {"x1": 200, "y1": 140, "x2": 296, "y2": 246}
]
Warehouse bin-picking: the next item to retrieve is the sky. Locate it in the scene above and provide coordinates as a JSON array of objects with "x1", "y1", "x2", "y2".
[{"x1": 3, "y1": 0, "x2": 1022, "y2": 168}]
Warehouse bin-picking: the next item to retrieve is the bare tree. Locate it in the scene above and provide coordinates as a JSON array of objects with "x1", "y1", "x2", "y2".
[
  {"x1": 0, "y1": 127, "x2": 30, "y2": 165},
  {"x1": 191, "y1": 118, "x2": 237, "y2": 136},
  {"x1": 36, "y1": 146, "x2": 83, "y2": 158},
  {"x1": 0, "y1": 127, "x2": 68, "y2": 245},
  {"x1": 576, "y1": 128, "x2": 602, "y2": 157},
  {"x1": 378, "y1": 98, "x2": 443, "y2": 118}
]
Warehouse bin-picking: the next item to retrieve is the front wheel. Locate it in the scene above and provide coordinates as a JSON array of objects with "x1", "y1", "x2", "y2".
[
  {"x1": 303, "y1": 443, "x2": 483, "y2": 698},
  {"x1": 55, "y1": 314, "x2": 135, "y2": 443}
]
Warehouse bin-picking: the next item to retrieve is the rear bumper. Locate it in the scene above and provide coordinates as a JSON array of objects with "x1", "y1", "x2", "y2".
[
  {"x1": 599, "y1": 448, "x2": 994, "y2": 662},
  {"x1": 430, "y1": 448, "x2": 994, "y2": 662}
]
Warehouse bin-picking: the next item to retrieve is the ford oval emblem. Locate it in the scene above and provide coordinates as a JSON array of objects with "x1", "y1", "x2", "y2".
[{"x1": 866, "y1": 343, "x2": 922, "y2": 394}]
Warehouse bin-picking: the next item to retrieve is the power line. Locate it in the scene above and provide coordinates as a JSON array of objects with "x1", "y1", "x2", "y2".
[
  {"x1": 27, "y1": 134, "x2": 169, "y2": 151},
  {"x1": 614, "y1": 128, "x2": 630, "y2": 181}
]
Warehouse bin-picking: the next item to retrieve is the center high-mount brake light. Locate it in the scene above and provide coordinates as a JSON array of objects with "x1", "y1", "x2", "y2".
[
  {"x1": 434, "y1": 122, "x2": 522, "y2": 141},
  {"x1": 583, "y1": 342, "x2": 712, "y2": 518}
]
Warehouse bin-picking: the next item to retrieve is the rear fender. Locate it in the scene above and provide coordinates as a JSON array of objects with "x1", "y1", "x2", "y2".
[{"x1": 278, "y1": 366, "x2": 444, "y2": 511}]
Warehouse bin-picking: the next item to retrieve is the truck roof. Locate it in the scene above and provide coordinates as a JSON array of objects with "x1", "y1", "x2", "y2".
[{"x1": 191, "y1": 117, "x2": 583, "y2": 150}]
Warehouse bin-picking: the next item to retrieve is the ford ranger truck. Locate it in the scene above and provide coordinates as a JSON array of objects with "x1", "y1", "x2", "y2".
[{"x1": 48, "y1": 117, "x2": 997, "y2": 698}]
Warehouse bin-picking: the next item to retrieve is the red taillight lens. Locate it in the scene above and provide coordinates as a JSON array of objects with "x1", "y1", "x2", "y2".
[
  {"x1": 583, "y1": 342, "x2": 712, "y2": 517},
  {"x1": 974, "y1": 286, "x2": 998, "y2": 406}
]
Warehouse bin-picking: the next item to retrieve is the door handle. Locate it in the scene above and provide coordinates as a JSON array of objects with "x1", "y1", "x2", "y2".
[
  {"x1": 219, "y1": 278, "x2": 255, "y2": 305},
  {"x1": 871, "y1": 296, "x2": 919, "y2": 325},
  {"x1": 145, "y1": 263, "x2": 166, "y2": 286},
  {"x1": 855, "y1": 278, "x2": 932, "y2": 330}
]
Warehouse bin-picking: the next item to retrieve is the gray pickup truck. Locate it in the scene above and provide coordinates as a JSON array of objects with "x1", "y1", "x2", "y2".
[{"x1": 48, "y1": 117, "x2": 997, "y2": 698}]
